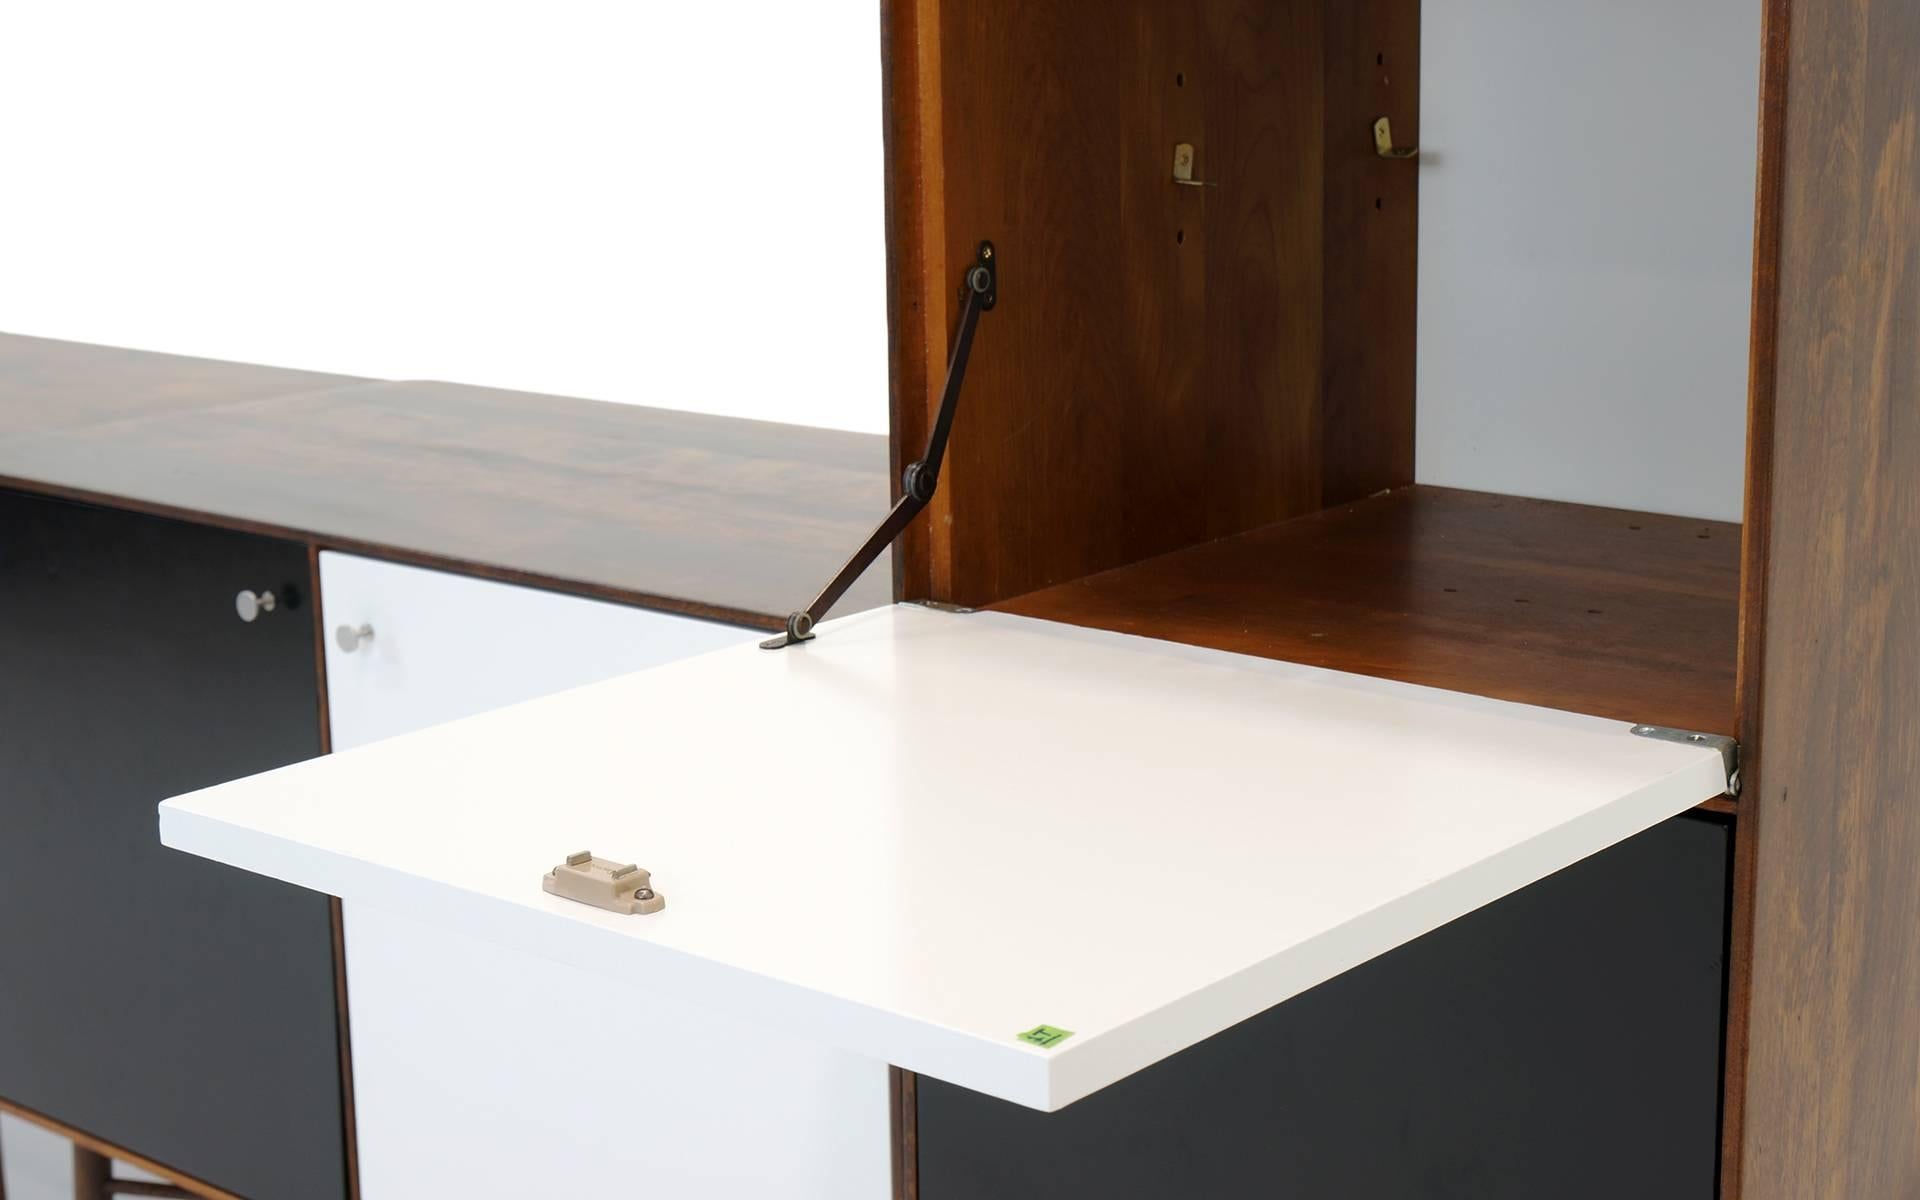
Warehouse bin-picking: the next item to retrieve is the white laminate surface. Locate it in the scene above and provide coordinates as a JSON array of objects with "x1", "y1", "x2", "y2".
[
  {"x1": 161, "y1": 605, "x2": 1729, "y2": 1111},
  {"x1": 318, "y1": 553, "x2": 884, "y2": 1198},
  {"x1": 344, "y1": 900, "x2": 889, "y2": 1200}
]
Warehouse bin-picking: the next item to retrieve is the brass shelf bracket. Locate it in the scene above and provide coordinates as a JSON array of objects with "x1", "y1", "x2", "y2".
[
  {"x1": 1172, "y1": 143, "x2": 1217, "y2": 188},
  {"x1": 1373, "y1": 117, "x2": 1419, "y2": 160}
]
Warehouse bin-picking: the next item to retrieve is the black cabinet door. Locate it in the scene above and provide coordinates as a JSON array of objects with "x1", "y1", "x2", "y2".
[
  {"x1": 0, "y1": 489, "x2": 346, "y2": 1200},
  {"x1": 919, "y1": 813, "x2": 1730, "y2": 1200}
]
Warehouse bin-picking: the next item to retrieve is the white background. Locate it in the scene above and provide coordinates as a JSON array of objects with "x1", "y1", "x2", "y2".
[
  {"x1": 0, "y1": 1, "x2": 892, "y2": 432},
  {"x1": 0, "y1": 1, "x2": 1759, "y2": 485},
  {"x1": 1415, "y1": 0, "x2": 1762, "y2": 521}
]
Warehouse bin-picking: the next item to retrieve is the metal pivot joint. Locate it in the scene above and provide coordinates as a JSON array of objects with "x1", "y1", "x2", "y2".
[
  {"x1": 762, "y1": 240, "x2": 999, "y2": 650},
  {"x1": 1631, "y1": 724, "x2": 1742, "y2": 797}
]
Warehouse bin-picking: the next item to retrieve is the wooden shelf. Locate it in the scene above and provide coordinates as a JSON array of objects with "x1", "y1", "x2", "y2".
[{"x1": 994, "y1": 486, "x2": 1740, "y2": 737}]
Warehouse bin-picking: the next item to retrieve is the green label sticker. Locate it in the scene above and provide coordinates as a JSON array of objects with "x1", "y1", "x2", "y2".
[{"x1": 1016, "y1": 1024, "x2": 1074, "y2": 1049}]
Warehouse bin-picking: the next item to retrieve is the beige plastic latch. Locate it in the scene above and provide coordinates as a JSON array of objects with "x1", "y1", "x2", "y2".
[{"x1": 543, "y1": 851, "x2": 666, "y2": 915}]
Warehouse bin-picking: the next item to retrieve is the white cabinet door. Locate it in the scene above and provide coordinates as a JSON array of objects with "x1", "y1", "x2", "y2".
[
  {"x1": 317, "y1": 553, "x2": 889, "y2": 1200},
  {"x1": 319, "y1": 552, "x2": 755, "y2": 752}
]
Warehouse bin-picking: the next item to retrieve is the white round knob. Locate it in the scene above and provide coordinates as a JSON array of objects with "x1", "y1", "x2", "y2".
[
  {"x1": 235, "y1": 590, "x2": 277, "y2": 622},
  {"x1": 335, "y1": 623, "x2": 375, "y2": 653}
]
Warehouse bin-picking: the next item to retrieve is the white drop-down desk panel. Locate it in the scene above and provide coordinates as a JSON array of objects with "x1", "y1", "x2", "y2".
[{"x1": 159, "y1": 605, "x2": 1729, "y2": 1111}]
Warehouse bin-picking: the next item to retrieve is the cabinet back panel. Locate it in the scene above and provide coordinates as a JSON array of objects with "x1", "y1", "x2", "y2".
[
  {"x1": 904, "y1": 0, "x2": 1418, "y2": 607},
  {"x1": 1414, "y1": 0, "x2": 1762, "y2": 521}
]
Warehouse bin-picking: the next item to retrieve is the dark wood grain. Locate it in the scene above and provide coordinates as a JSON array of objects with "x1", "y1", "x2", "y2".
[
  {"x1": 996, "y1": 485, "x2": 1741, "y2": 735},
  {"x1": 0, "y1": 355, "x2": 895, "y2": 628},
  {"x1": 73, "y1": 1147, "x2": 112, "y2": 1200},
  {"x1": 1730, "y1": 0, "x2": 1920, "y2": 1194},
  {"x1": 1321, "y1": 0, "x2": 1419, "y2": 504},
  {"x1": 1721, "y1": 0, "x2": 1795, "y2": 1190},
  {"x1": 881, "y1": 0, "x2": 937, "y2": 606},
  {"x1": 889, "y1": 1067, "x2": 919, "y2": 1200},
  {"x1": 0, "y1": 333, "x2": 365, "y2": 436},
  {"x1": 898, "y1": 0, "x2": 1402, "y2": 608}
]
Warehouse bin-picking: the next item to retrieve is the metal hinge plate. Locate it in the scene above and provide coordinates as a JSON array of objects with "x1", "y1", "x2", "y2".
[
  {"x1": 1630, "y1": 725, "x2": 1741, "y2": 797},
  {"x1": 910, "y1": 599, "x2": 976, "y2": 615}
]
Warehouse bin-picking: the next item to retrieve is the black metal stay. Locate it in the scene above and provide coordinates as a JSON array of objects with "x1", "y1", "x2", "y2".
[{"x1": 761, "y1": 240, "x2": 999, "y2": 649}]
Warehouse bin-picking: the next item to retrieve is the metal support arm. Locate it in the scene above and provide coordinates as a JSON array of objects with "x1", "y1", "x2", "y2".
[{"x1": 761, "y1": 241, "x2": 998, "y2": 648}]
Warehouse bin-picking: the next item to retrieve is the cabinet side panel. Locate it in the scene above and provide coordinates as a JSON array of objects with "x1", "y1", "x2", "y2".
[
  {"x1": 883, "y1": 0, "x2": 941, "y2": 603},
  {"x1": 1737, "y1": 0, "x2": 1920, "y2": 1196},
  {"x1": 1321, "y1": 0, "x2": 1419, "y2": 506}
]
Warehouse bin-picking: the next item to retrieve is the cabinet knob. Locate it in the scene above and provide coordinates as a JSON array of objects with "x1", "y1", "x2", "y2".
[
  {"x1": 335, "y1": 623, "x2": 375, "y2": 653},
  {"x1": 234, "y1": 590, "x2": 278, "y2": 623}
]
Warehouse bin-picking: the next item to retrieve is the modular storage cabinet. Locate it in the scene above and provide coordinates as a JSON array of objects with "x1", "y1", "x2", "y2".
[
  {"x1": 0, "y1": 337, "x2": 892, "y2": 1199},
  {"x1": 873, "y1": 0, "x2": 1915, "y2": 1197},
  {"x1": 11, "y1": 0, "x2": 1919, "y2": 1191}
]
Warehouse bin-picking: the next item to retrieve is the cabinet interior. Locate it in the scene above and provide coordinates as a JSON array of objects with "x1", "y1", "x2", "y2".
[{"x1": 889, "y1": 0, "x2": 1754, "y2": 736}]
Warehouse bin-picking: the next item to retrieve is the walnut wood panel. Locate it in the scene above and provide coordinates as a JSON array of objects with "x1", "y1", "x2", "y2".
[
  {"x1": 889, "y1": 1067, "x2": 919, "y2": 1200},
  {"x1": 0, "y1": 358, "x2": 894, "y2": 627},
  {"x1": 1321, "y1": 0, "x2": 1419, "y2": 504},
  {"x1": 881, "y1": 0, "x2": 939, "y2": 605},
  {"x1": 1721, "y1": 0, "x2": 1795, "y2": 1189},
  {"x1": 0, "y1": 333, "x2": 365, "y2": 436},
  {"x1": 899, "y1": 0, "x2": 1413, "y2": 608},
  {"x1": 1730, "y1": 0, "x2": 1920, "y2": 1194},
  {"x1": 995, "y1": 485, "x2": 1740, "y2": 736}
]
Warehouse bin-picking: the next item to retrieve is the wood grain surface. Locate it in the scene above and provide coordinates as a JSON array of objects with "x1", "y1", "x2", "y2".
[
  {"x1": 1730, "y1": 0, "x2": 1920, "y2": 1194},
  {"x1": 0, "y1": 341, "x2": 894, "y2": 627},
  {"x1": 996, "y1": 485, "x2": 1741, "y2": 737},
  {"x1": 897, "y1": 0, "x2": 1416, "y2": 608},
  {"x1": 1321, "y1": 0, "x2": 1419, "y2": 506},
  {"x1": 0, "y1": 333, "x2": 366, "y2": 436},
  {"x1": 881, "y1": 0, "x2": 940, "y2": 607}
]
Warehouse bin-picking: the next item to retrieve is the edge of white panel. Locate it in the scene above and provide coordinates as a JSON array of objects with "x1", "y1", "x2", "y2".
[{"x1": 158, "y1": 742, "x2": 1725, "y2": 1113}]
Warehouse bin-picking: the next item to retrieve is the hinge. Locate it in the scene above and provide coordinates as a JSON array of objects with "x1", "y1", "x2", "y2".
[
  {"x1": 909, "y1": 599, "x2": 976, "y2": 615},
  {"x1": 761, "y1": 241, "x2": 1000, "y2": 649},
  {"x1": 1630, "y1": 725, "x2": 1741, "y2": 797}
]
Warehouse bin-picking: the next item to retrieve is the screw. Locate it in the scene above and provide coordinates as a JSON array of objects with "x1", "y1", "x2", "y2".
[
  {"x1": 980, "y1": 244, "x2": 993, "y2": 260},
  {"x1": 634, "y1": 888, "x2": 655, "y2": 902}
]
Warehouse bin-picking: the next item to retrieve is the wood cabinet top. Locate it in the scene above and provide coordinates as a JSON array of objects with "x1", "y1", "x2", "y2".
[{"x1": 0, "y1": 334, "x2": 892, "y2": 626}]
